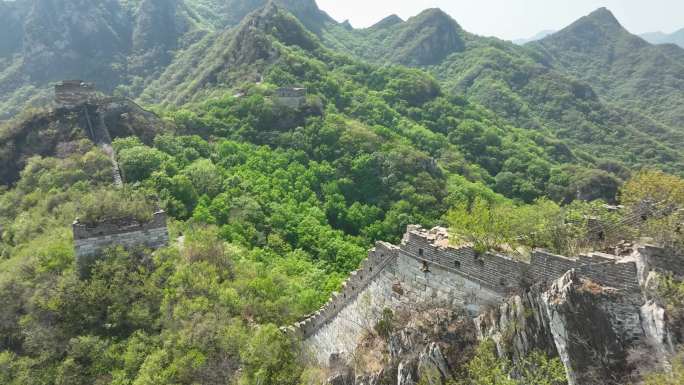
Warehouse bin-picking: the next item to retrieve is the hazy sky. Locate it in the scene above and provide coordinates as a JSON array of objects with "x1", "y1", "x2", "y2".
[{"x1": 315, "y1": 0, "x2": 684, "y2": 40}]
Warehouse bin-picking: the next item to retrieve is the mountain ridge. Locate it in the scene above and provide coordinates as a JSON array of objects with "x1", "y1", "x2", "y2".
[
  {"x1": 641, "y1": 28, "x2": 684, "y2": 48},
  {"x1": 532, "y1": 7, "x2": 684, "y2": 129}
]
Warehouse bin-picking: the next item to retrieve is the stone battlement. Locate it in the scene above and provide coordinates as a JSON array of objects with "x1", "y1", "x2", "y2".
[
  {"x1": 289, "y1": 242, "x2": 399, "y2": 338},
  {"x1": 73, "y1": 211, "x2": 168, "y2": 240},
  {"x1": 294, "y1": 225, "x2": 651, "y2": 362},
  {"x1": 403, "y1": 225, "x2": 640, "y2": 293},
  {"x1": 73, "y1": 211, "x2": 169, "y2": 275}
]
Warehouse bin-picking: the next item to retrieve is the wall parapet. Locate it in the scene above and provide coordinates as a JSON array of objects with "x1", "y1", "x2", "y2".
[
  {"x1": 288, "y1": 242, "x2": 399, "y2": 338},
  {"x1": 291, "y1": 225, "x2": 660, "y2": 346},
  {"x1": 55, "y1": 80, "x2": 98, "y2": 108},
  {"x1": 402, "y1": 225, "x2": 641, "y2": 292},
  {"x1": 72, "y1": 211, "x2": 169, "y2": 276},
  {"x1": 73, "y1": 211, "x2": 167, "y2": 240}
]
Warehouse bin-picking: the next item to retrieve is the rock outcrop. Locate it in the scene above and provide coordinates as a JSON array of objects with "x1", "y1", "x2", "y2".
[
  {"x1": 477, "y1": 268, "x2": 675, "y2": 384},
  {"x1": 325, "y1": 307, "x2": 477, "y2": 385},
  {"x1": 0, "y1": 97, "x2": 164, "y2": 186}
]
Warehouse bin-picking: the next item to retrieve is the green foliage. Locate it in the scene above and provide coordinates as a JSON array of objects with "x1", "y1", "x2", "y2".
[
  {"x1": 373, "y1": 308, "x2": 395, "y2": 340},
  {"x1": 463, "y1": 339, "x2": 516, "y2": 385},
  {"x1": 239, "y1": 324, "x2": 302, "y2": 385},
  {"x1": 1, "y1": 4, "x2": 682, "y2": 384},
  {"x1": 643, "y1": 351, "x2": 684, "y2": 385},
  {"x1": 656, "y1": 275, "x2": 684, "y2": 338},
  {"x1": 78, "y1": 187, "x2": 157, "y2": 225},
  {"x1": 515, "y1": 350, "x2": 567, "y2": 385},
  {"x1": 117, "y1": 144, "x2": 172, "y2": 183},
  {"x1": 447, "y1": 197, "x2": 516, "y2": 254},
  {"x1": 454, "y1": 340, "x2": 566, "y2": 385},
  {"x1": 620, "y1": 170, "x2": 684, "y2": 249}
]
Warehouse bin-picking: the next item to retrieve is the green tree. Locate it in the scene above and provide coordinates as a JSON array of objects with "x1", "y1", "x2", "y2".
[
  {"x1": 465, "y1": 339, "x2": 516, "y2": 385},
  {"x1": 118, "y1": 145, "x2": 170, "y2": 182},
  {"x1": 239, "y1": 325, "x2": 302, "y2": 385}
]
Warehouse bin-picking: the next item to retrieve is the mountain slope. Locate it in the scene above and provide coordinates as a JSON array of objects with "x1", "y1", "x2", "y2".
[
  {"x1": 141, "y1": 3, "x2": 653, "y2": 205},
  {"x1": 323, "y1": 7, "x2": 683, "y2": 175},
  {"x1": 0, "y1": 0, "x2": 201, "y2": 119},
  {"x1": 641, "y1": 28, "x2": 684, "y2": 48},
  {"x1": 141, "y1": 2, "x2": 320, "y2": 106},
  {"x1": 0, "y1": 0, "x2": 338, "y2": 121},
  {"x1": 0, "y1": 0, "x2": 29, "y2": 59},
  {"x1": 319, "y1": 8, "x2": 464, "y2": 66},
  {"x1": 531, "y1": 8, "x2": 684, "y2": 129}
]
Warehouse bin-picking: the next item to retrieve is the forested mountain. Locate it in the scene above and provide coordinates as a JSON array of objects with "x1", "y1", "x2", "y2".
[
  {"x1": 641, "y1": 28, "x2": 684, "y2": 48},
  {"x1": 532, "y1": 8, "x2": 684, "y2": 129},
  {"x1": 1, "y1": 2, "x2": 683, "y2": 384},
  {"x1": 0, "y1": 0, "x2": 332, "y2": 119},
  {"x1": 315, "y1": 7, "x2": 684, "y2": 176}
]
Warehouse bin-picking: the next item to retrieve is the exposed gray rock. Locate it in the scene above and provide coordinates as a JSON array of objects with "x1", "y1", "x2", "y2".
[
  {"x1": 640, "y1": 301, "x2": 675, "y2": 366},
  {"x1": 397, "y1": 358, "x2": 418, "y2": 385},
  {"x1": 417, "y1": 343, "x2": 449, "y2": 384}
]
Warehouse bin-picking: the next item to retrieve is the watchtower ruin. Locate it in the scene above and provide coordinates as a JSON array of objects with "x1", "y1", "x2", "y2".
[
  {"x1": 55, "y1": 80, "x2": 97, "y2": 108},
  {"x1": 274, "y1": 87, "x2": 306, "y2": 108},
  {"x1": 72, "y1": 211, "x2": 169, "y2": 275}
]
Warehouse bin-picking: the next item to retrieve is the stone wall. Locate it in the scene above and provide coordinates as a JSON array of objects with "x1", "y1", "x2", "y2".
[
  {"x1": 73, "y1": 211, "x2": 169, "y2": 275},
  {"x1": 293, "y1": 242, "x2": 399, "y2": 339},
  {"x1": 639, "y1": 244, "x2": 684, "y2": 278},
  {"x1": 302, "y1": 250, "x2": 398, "y2": 363},
  {"x1": 296, "y1": 225, "x2": 645, "y2": 365},
  {"x1": 55, "y1": 80, "x2": 97, "y2": 108},
  {"x1": 274, "y1": 87, "x2": 306, "y2": 108}
]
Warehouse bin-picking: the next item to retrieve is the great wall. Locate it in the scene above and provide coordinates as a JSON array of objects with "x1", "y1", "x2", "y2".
[
  {"x1": 53, "y1": 79, "x2": 682, "y2": 384},
  {"x1": 72, "y1": 211, "x2": 169, "y2": 275},
  {"x1": 54, "y1": 80, "x2": 173, "y2": 274},
  {"x1": 288, "y1": 225, "x2": 677, "y2": 368}
]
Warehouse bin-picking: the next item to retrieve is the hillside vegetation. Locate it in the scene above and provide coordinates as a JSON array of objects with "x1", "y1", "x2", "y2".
[
  {"x1": 0, "y1": 1, "x2": 683, "y2": 384},
  {"x1": 315, "y1": 7, "x2": 684, "y2": 176}
]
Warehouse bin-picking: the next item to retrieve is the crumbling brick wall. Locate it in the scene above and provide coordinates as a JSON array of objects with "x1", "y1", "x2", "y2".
[
  {"x1": 293, "y1": 225, "x2": 648, "y2": 365},
  {"x1": 73, "y1": 211, "x2": 169, "y2": 275}
]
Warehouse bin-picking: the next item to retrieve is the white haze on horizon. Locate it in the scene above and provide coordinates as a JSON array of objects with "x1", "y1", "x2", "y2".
[{"x1": 315, "y1": 0, "x2": 684, "y2": 41}]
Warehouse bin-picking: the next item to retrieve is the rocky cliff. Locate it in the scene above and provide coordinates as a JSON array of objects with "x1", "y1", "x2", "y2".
[
  {"x1": 477, "y1": 268, "x2": 675, "y2": 385},
  {"x1": 325, "y1": 306, "x2": 478, "y2": 385},
  {"x1": 300, "y1": 226, "x2": 682, "y2": 385},
  {"x1": 0, "y1": 97, "x2": 164, "y2": 186}
]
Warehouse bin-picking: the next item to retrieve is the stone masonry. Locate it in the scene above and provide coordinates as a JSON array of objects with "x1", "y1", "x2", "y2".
[
  {"x1": 55, "y1": 80, "x2": 98, "y2": 108},
  {"x1": 294, "y1": 225, "x2": 644, "y2": 365},
  {"x1": 274, "y1": 87, "x2": 306, "y2": 108},
  {"x1": 73, "y1": 211, "x2": 169, "y2": 275}
]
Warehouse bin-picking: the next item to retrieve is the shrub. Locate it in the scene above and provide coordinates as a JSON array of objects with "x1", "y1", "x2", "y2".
[{"x1": 79, "y1": 187, "x2": 156, "y2": 225}]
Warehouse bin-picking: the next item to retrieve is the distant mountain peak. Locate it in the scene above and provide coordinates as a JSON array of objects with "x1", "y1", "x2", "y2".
[
  {"x1": 537, "y1": 6, "x2": 633, "y2": 50},
  {"x1": 387, "y1": 7, "x2": 464, "y2": 66},
  {"x1": 640, "y1": 28, "x2": 684, "y2": 48},
  {"x1": 514, "y1": 29, "x2": 556, "y2": 45},
  {"x1": 368, "y1": 14, "x2": 403, "y2": 30},
  {"x1": 585, "y1": 7, "x2": 623, "y2": 28},
  {"x1": 414, "y1": 8, "x2": 458, "y2": 24}
]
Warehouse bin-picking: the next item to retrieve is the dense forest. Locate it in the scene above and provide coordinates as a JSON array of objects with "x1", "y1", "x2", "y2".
[{"x1": 1, "y1": 1, "x2": 683, "y2": 384}]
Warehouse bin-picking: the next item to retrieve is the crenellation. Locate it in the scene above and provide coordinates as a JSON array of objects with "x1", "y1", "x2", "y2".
[{"x1": 295, "y1": 225, "x2": 659, "y2": 364}]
